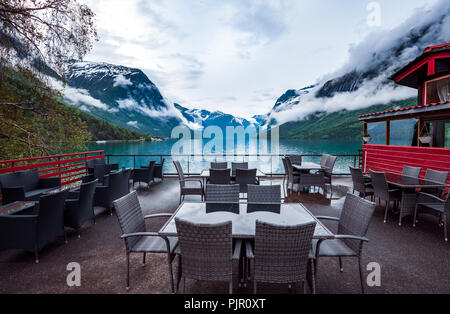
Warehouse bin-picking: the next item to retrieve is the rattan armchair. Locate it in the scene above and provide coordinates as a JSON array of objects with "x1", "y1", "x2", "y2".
[
  {"x1": 208, "y1": 168, "x2": 232, "y2": 185},
  {"x1": 245, "y1": 221, "x2": 316, "y2": 294},
  {"x1": 312, "y1": 193, "x2": 376, "y2": 294},
  {"x1": 235, "y1": 168, "x2": 259, "y2": 194},
  {"x1": 132, "y1": 161, "x2": 155, "y2": 187},
  {"x1": 231, "y1": 162, "x2": 248, "y2": 176},
  {"x1": 402, "y1": 165, "x2": 422, "y2": 178},
  {"x1": 350, "y1": 167, "x2": 374, "y2": 200},
  {"x1": 421, "y1": 169, "x2": 449, "y2": 197},
  {"x1": 175, "y1": 219, "x2": 242, "y2": 294},
  {"x1": 174, "y1": 161, "x2": 204, "y2": 204},
  {"x1": 211, "y1": 162, "x2": 228, "y2": 169},
  {"x1": 113, "y1": 191, "x2": 179, "y2": 292},
  {"x1": 414, "y1": 192, "x2": 450, "y2": 242},
  {"x1": 370, "y1": 170, "x2": 402, "y2": 223}
]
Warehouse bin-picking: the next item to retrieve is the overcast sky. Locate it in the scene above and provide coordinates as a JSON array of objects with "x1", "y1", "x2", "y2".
[{"x1": 81, "y1": 0, "x2": 439, "y2": 118}]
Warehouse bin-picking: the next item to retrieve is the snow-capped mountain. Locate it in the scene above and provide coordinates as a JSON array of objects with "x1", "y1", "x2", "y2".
[
  {"x1": 175, "y1": 104, "x2": 259, "y2": 130},
  {"x1": 62, "y1": 60, "x2": 184, "y2": 137}
]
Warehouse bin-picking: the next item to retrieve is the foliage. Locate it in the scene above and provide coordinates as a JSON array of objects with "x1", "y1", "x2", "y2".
[{"x1": 0, "y1": 0, "x2": 97, "y2": 76}]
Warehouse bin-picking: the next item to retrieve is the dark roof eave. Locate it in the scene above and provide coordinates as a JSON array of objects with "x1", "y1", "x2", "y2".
[{"x1": 359, "y1": 101, "x2": 450, "y2": 121}]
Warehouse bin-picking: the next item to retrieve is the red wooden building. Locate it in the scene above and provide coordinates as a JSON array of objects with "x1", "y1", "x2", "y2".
[{"x1": 359, "y1": 43, "x2": 450, "y2": 176}]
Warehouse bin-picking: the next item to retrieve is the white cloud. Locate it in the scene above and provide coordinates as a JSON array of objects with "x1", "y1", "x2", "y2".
[
  {"x1": 127, "y1": 121, "x2": 139, "y2": 128},
  {"x1": 113, "y1": 74, "x2": 133, "y2": 87}
]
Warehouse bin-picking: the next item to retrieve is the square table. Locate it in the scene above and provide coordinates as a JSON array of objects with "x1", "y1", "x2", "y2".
[
  {"x1": 200, "y1": 169, "x2": 267, "y2": 179},
  {"x1": 159, "y1": 202, "x2": 334, "y2": 240},
  {"x1": 370, "y1": 172, "x2": 450, "y2": 225},
  {"x1": 0, "y1": 201, "x2": 37, "y2": 216},
  {"x1": 292, "y1": 162, "x2": 323, "y2": 172}
]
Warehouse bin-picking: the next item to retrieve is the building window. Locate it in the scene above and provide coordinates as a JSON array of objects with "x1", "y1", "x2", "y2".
[{"x1": 425, "y1": 74, "x2": 450, "y2": 104}]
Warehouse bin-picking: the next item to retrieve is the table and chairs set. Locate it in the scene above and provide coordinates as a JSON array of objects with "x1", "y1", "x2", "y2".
[
  {"x1": 0, "y1": 159, "x2": 134, "y2": 263},
  {"x1": 350, "y1": 165, "x2": 450, "y2": 241},
  {"x1": 110, "y1": 159, "x2": 377, "y2": 294},
  {"x1": 282, "y1": 154, "x2": 337, "y2": 198}
]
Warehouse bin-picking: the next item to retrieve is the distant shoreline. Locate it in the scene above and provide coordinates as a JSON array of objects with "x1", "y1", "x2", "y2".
[{"x1": 88, "y1": 137, "x2": 167, "y2": 144}]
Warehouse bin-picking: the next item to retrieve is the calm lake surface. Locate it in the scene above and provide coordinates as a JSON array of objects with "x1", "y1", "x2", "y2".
[{"x1": 87, "y1": 139, "x2": 363, "y2": 174}]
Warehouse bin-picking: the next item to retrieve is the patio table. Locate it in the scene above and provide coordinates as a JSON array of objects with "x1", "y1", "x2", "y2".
[
  {"x1": 200, "y1": 169, "x2": 267, "y2": 179},
  {"x1": 159, "y1": 202, "x2": 333, "y2": 240},
  {"x1": 0, "y1": 201, "x2": 37, "y2": 216},
  {"x1": 292, "y1": 162, "x2": 323, "y2": 172},
  {"x1": 371, "y1": 172, "x2": 450, "y2": 225}
]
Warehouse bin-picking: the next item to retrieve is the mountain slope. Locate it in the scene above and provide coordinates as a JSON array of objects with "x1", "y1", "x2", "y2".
[{"x1": 62, "y1": 60, "x2": 183, "y2": 137}]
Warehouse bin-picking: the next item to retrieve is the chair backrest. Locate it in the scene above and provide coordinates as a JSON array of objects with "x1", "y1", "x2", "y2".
[
  {"x1": 206, "y1": 184, "x2": 239, "y2": 203},
  {"x1": 94, "y1": 164, "x2": 108, "y2": 184},
  {"x1": 281, "y1": 157, "x2": 288, "y2": 176},
  {"x1": 210, "y1": 162, "x2": 228, "y2": 169},
  {"x1": 38, "y1": 189, "x2": 69, "y2": 245},
  {"x1": 350, "y1": 167, "x2": 366, "y2": 194},
  {"x1": 209, "y1": 168, "x2": 231, "y2": 185},
  {"x1": 0, "y1": 169, "x2": 40, "y2": 192},
  {"x1": 147, "y1": 161, "x2": 156, "y2": 180},
  {"x1": 402, "y1": 166, "x2": 422, "y2": 178},
  {"x1": 160, "y1": 158, "x2": 165, "y2": 167},
  {"x1": 284, "y1": 157, "x2": 296, "y2": 184},
  {"x1": 108, "y1": 170, "x2": 130, "y2": 202},
  {"x1": 324, "y1": 155, "x2": 337, "y2": 177},
  {"x1": 113, "y1": 191, "x2": 146, "y2": 252},
  {"x1": 286, "y1": 155, "x2": 302, "y2": 165},
  {"x1": 235, "y1": 168, "x2": 257, "y2": 193},
  {"x1": 173, "y1": 160, "x2": 185, "y2": 183},
  {"x1": 87, "y1": 157, "x2": 106, "y2": 169},
  {"x1": 248, "y1": 185, "x2": 281, "y2": 204},
  {"x1": 320, "y1": 154, "x2": 330, "y2": 168},
  {"x1": 424, "y1": 169, "x2": 449, "y2": 184},
  {"x1": 231, "y1": 162, "x2": 248, "y2": 176},
  {"x1": 175, "y1": 219, "x2": 233, "y2": 282},
  {"x1": 337, "y1": 193, "x2": 376, "y2": 254},
  {"x1": 78, "y1": 179, "x2": 98, "y2": 213},
  {"x1": 254, "y1": 221, "x2": 316, "y2": 283},
  {"x1": 369, "y1": 170, "x2": 390, "y2": 200}
]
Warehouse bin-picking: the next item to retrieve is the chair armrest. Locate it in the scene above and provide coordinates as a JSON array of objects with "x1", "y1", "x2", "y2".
[
  {"x1": 1, "y1": 187, "x2": 25, "y2": 203},
  {"x1": 232, "y1": 239, "x2": 242, "y2": 260},
  {"x1": 334, "y1": 235, "x2": 369, "y2": 242},
  {"x1": 184, "y1": 178, "x2": 204, "y2": 188},
  {"x1": 65, "y1": 199, "x2": 79, "y2": 211},
  {"x1": 68, "y1": 191, "x2": 80, "y2": 200},
  {"x1": 417, "y1": 192, "x2": 445, "y2": 204},
  {"x1": 144, "y1": 213, "x2": 173, "y2": 220},
  {"x1": 121, "y1": 232, "x2": 159, "y2": 239},
  {"x1": 245, "y1": 240, "x2": 254, "y2": 259},
  {"x1": 316, "y1": 216, "x2": 340, "y2": 222},
  {"x1": 39, "y1": 178, "x2": 61, "y2": 188}
]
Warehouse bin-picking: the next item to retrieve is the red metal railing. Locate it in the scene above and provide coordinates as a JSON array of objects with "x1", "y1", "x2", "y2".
[{"x1": 0, "y1": 151, "x2": 105, "y2": 202}]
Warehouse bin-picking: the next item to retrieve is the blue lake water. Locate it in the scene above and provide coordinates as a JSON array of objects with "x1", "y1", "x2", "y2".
[{"x1": 87, "y1": 138, "x2": 363, "y2": 174}]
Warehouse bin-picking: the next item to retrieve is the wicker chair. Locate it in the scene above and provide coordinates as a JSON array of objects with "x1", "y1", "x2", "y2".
[
  {"x1": 132, "y1": 161, "x2": 155, "y2": 187},
  {"x1": 64, "y1": 179, "x2": 98, "y2": 238},
  {"x1": 232, "y1": 162, "x2": 248, "y2": 176},
  {"x1": 370, "y1": 170, "x2": 402, "y2": 223},
  {"x1": 235, "y1": 168, "x2": 259, "y2": 194},
  {"x1": 175, "y1": 219, "x2": 242, "y2": 294},
  {"x1": 245, "y1": 221, "x2": 316, "y2": 294},
  {"x1": 247, "y1": 185, "x2": 281, "y2": 214},
  {"x1": 0, "y1": 189, "x2": 69, "y2": 263},
  {"x1": 312, "y1": 193, "x2": 376, "y2": 294},
  {"x1": 93, "y1": 164, "x2": 109, "y2": 185},
  {"x1": 286, "y1": 155, "x2": 302, "y2": 166},
  {"x1": 113, "y1": 191, "x2": 179, "y2": 292},
  {"x1": 414, "y1": 192, "x2": 450, "y2": 242},
  {"x1": 350, "y1": 167, "x2": 374, "y2": 200},
  {"x1": 320, "y1": 154, "x2": 330, "y2": 168},
  {"x1": 94, "y1": 169, "x2": 132, "y2": 215},
  {"x1": 402, "y1": 165, "x2": 422, "y2": 178},
  {"x1": 174, "y1": 161, "x2": 204, "y2": 204},
  {"x1": 421, "y1": 169, "x2": 449, "y2": 197},
  {"x1": 205, "y1": 184, "x2": 240, "y2": 204},
  {"x1": 324, "y1": 155, "x2": 337, "y2": 198},
  {"x1": 283, "y1": 157, "x2": 300, "y2": 192},
  {"x1": 154, "y1": 158, "x2": 165, "y2": 181},
  {"x1": 211, "y1": 162, "x2": 228, "y2": 169},
  {"x1": 208, "y1": 168, "x2": 232, "y2": 185}
]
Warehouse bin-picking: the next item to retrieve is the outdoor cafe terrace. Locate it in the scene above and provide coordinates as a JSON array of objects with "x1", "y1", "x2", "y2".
[{"x1": 0, "y1": 152, "x2": 449, "y2": 294}]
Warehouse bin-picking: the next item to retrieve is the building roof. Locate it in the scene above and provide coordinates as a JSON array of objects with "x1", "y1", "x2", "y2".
[
  {"x1": 359, "y1": 100, "x2": 450, "y2": 121},
  {"x1": 390, "y1": 43, "x2": 450, "y2": 88}
]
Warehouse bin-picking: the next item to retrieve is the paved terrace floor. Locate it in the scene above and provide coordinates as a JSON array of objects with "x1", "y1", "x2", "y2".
[{"x1": 0, "y1": 177, "x2": 449, "y2": 294}]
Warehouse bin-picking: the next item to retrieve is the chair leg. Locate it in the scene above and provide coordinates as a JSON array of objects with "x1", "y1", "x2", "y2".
[
  {"x1": 167, "y1": 257, "x2": 175, "y2": 294},
  {"x1": 34, "y1": 249, "x2": 39, "y2": 264},
  {"x1": 310, "y1": 259, "x2": 316, "y2": 294},
  {"x1": 126, "y1": 252, "x2": 130, "y2": 290},
  {"x1": 229, "y1": 281, "x2": 233, "y2": 294},
  {"x1": 358, "y1": 257, "x2": 365, "y2": 294},
  {"x1": 64, "y1": 231, "x2": 68, "y2": 244},
  {"x1": 413, "y1": 205, "x2": 419, "y2": 227},
  {"x1": 142, "y1": 253, "x2": 146, "y2": 267},
  {"x1": 182, "y1": 276, "x2": 186, "y2": 294},
  {"x1": 77, "y1": 229, "x2": 81, "y2": 239},
  {"x1": 253, "y1": 280, "x2": 257, "y2": 294},
  {"x1": 339, "y1": 257, "x2": 343, "y2": 272},
  {"x1": 444, "y1": 214, "x2": 448, "y2": 242},
  {"x1": 383, "y1": 202, "x2": 389, "y2": 223}
]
